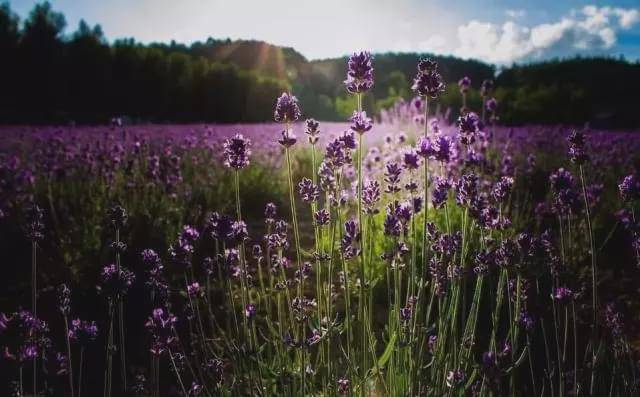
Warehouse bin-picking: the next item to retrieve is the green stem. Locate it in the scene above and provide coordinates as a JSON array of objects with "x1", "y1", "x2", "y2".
[
  {"x1": 31, "y1": 240, "x2": 37, "y2": 397},
  {"x1": 64, "y1": 316, "x2": 75, "y2": 397}
]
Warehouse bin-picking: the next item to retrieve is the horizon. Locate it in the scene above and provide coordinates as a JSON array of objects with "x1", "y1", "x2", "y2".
[{"x1": 7, "y1": 0, "x2": 640, "y2": 65}]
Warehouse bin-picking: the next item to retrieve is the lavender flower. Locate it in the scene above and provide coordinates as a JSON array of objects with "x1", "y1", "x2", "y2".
[
  {"x1": 145, "y1": 308, "x2": 177, "y2": 356},
  {"x1": 400, "y1": 306, "x2": 412, "y2": 322},
  {"x1": 98, "y1": 264, "x2": 135, "y2": 297},
  {"x1": 108, "y1": 205, "x2": 127, "y2": 229},
  {"x1": 131, "y1": 374, "x2": 147, "y2": 395},
  {"x1": 384, "y1": 162, "x2": 403, "y2": 193},
  {"x1": 278, "y1": 129, "x2": 297, "y2": 147},
  {"x1": 245, "y1": 304, "x2": 256, "y2": 319},
  {"x1": 265, "y1": 203, "x2": 277, "y2": 224},
  {"x1": 458, "y1": 76, "x2": 471, "y2": 93},
  {"x1": 549, "y1": 168, "x2": 574, "y2": 192},
  {"x1": 433, "y1": 134, "x2": 453, "y2": 163},
  {"x1": 339, "y1": 129, "x2": 357, "y2": 150},
  {"x1": 55, "y1": 352, "x2": 70, "y2": 376},
  {"x1": 457, "y1": 112, "x2": 482, "y2": 145},
  {"x1": 187, "y1": 282, "x2": 203, "y2": 298},
  {"x1": 24, "y1": 204, "x2": 45, "y2": 241},
  {"x1": 298, "y1": 177, "x2": 319, "y2": 203},
  {"x1": 604, "y1": 302, "x2": 624, "y2": 340},
  {"x1": 403, "y1": 149, "x2": 420, "y2": 170},
  {"x1": 362, "y1": 180, "x2": 381, "y2": 214},
  {"x1": 305, "y1": 119, "x2": 320, "y2": 144},
  {"x1": 1, "y1": 310, "x2": 49, "y2": 363},
  {"x1": 325, "y1": 138, "x2": 350, "y2": 169},
  {"x1": 480, "y1": 79, "x2": 493, "y2": 97},
  {"x1": 446, "y1": 369, "x2": 465, "y2": 388},
  {"x1": 314, "y1": 209, "x2": 330, "y2": 226},
  {"x1": 619, "y1": 174, "x2": 640, "y2": 202},
  {"x1": 345, "y1": 51, "x2": 374, "y2": 94},
  {"x1": 417, "y1": 58, "x2": 438, "y2": 73},
  {"x1": 337, "y1": 378, "x2": 350, "y2": 395},
  {"x1": 341, "y1": 219, "x2": 361, "y2": 259},
  {"x1": 432, "y1": 177, "x2": 451, "y2": 209},
  {"x1": 223, "y1": 134, "x2": 251, "y2": 169},
  {"x1": 567, "y1": 130, "x2": 589, "y2": 164},
  {"x1": 169, "y1": 225, "x2": 201, "y2": 265},
  {"x1": 428, "y1": 334, "x2": 438, "y2": 354},
  {"x1": 416, "y1": 136, "x2": 435, "y2": 158},
  {"x1": 274, "y1": 92, "x2": 301, "y2": 123},
  {"x1": 349, "y1": 111, "x2": 373, "y2": 134},
  {"x1": 57, "y1": 284, "x2": 71, "y2": 316},
  {"x1": 141, "y1": 248, "x2": 161, "y2": 267},
  {"x1": 455, "y1": 172, "x2": 478, "y2": 207},
  {"x1": 68, "y1": 319, "x2": 98, "y2": 345},
  {"x1": 412, "y1": 58, "x2": 445, "y2": 98},
  {"x1": 486, "y1": 97, "x2": 498, "y2": 113},
  {"x1": 492, "y1": 176, "x2": 514, "y2": 203},
  {"x1": 552, "y1": 286, "x2": 574, "y2": 304},
  {"x1": 384, "y1": 204, "x2": 402, "y2": 237},
  {"x1": 208, "y1": 213, "x2": 243, "y2": 245}
]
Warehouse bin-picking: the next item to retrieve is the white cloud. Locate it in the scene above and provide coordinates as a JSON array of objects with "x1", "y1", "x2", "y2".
[
  {"x1": 418, "y1": 35, "x2": 448, "y2": 54},
  {"x1": 453, "y1": 5, "x2": 640, "y2": 64},
  {"x1": 613, "y1": 8, "x2": 640, "y2": 29}
]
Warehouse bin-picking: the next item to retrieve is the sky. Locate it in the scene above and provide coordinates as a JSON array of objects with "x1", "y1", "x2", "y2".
[{"x1": 8, "y1": 0, "x2": 640, "y2": 64}]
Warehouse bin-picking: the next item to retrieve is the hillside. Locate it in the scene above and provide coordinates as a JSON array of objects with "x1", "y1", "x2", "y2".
[{"x1": 0, "y1": 2, "x2": 639, "y2": 127}]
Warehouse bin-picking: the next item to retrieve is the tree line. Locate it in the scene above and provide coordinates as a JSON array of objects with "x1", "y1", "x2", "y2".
[
  {"x1": 0, "y1": 2, "x2": 287, "y2": 124},
  {"x1": 0, "y1": 2, "x2": 639, "y2": 127}
]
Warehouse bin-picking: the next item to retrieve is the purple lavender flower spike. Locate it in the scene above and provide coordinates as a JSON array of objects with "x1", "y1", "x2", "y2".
[
  {"x1": 337, "y1": 378, "x2": 351, "y2": 395},
  {"x1": 403, "y1": 149, "x2": 420, "y2": 170},
  {"x1": 98, "y1": 264, "x2": 135, "y2": 297},
  {"x1": 265, "y1": 203, "x2": 277, "y2": 224},
  {"x1": 412, "y1": 59, "x2": 446, "y2": 98},
  {"x1": 298, "y1": 177, "x2": 320, "y2": 203},
  {"x1": 278, "y1": 129, "x2": 297, "y2": 147},
  {"x1": 433, "y1": 135, "x2": 453, "y2": 163},
  {"x1": 416, "y1": 136, "x2": 435, "y2": 158},
  {"x1": 339, "y1": 130, "x2": 357, "y2": 150},
  {"x1": 314, "y1": 209, "x2": 330, "y2": 226},
  {"x1": 145, "y1": 308, "x2": 177, "y2": 356},
  {"x1": 223, "y1": 134, "x2": 251, "y2": 169},
  {"x1": 552, "y1": 286, "x2": 574, "y2": 304},
  {"x1": 458, "y1": 76, "x2": 471, "y2": 93},
  {"x1": 305, "y1": 119, "x2": 320, "y2": 144},
  {"x1": 69, "y1": 319, "x2": 99, "y2": 345},
  {"x1": 345, "y1": 51, "x2": 374, "y2": 94},
  {"x1": 349, "y1": 111, "x2": 373, "y2": 134},
  {"x1": 57, "y1": 284, "x2": 71, "y2": 316},
  {"x1": 432, "y1": 177, "x2": 452, "y2": 209},
  {"x1": 492, "y1": 176, "x2": 514, "y2": 203},
  {"x1": 274, "y1": 92, "x2": 301, "y2": 123},
  {"x1": 24, "y1": 204, "x2": 45, "y2": 241},
  {"x1": 480, "y1": 79, "x2": 494, "y2": 97},
  {"x1": 567, "y1": 130, "x2": 589, "y2": 164},
  {"x1": 618, "y1": 174, "x2": 640, "y2": 202},
  {"x1": 384, "y1": 162, "x2": 403, "y2": 193},
  {"x1": 486, "y1": 97, "x2": 498, "y2": 112},
  {"x1": 457, "y1": 112, "x2": 481, "y2": 145},
  {"x1": 362, "y1": 180, "x2": 381, "y2": 214},
  {"x1": 245, "y1": 304, "x2": 256, "y2": 319}
]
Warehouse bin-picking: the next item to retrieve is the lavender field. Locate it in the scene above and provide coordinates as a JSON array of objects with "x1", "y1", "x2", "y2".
[{"x1": 1, "y1": 53, "x2": 640, "y2": 397}]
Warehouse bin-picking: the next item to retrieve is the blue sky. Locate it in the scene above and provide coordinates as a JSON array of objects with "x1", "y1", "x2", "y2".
[{"x1": 8, "y1": 0, "x2": 640, "y2": 64}]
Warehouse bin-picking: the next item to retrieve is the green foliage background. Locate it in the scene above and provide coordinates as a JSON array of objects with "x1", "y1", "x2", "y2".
[{"x1": 0, "y1": 2, "x2": 639, "y2": 128}]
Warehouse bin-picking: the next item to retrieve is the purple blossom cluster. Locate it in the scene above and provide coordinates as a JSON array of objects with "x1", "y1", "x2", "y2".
[
  {"x1": 1, "y1": 52, "x2": 640, "y2": 397},
  {"x1": 344, "y1": 51, "x2": 374, "y2": 94}
]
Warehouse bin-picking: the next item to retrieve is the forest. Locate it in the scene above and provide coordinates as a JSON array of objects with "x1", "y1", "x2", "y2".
[{"x1": 0, "y1": 2, "x2": 639, "y2": 128}]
